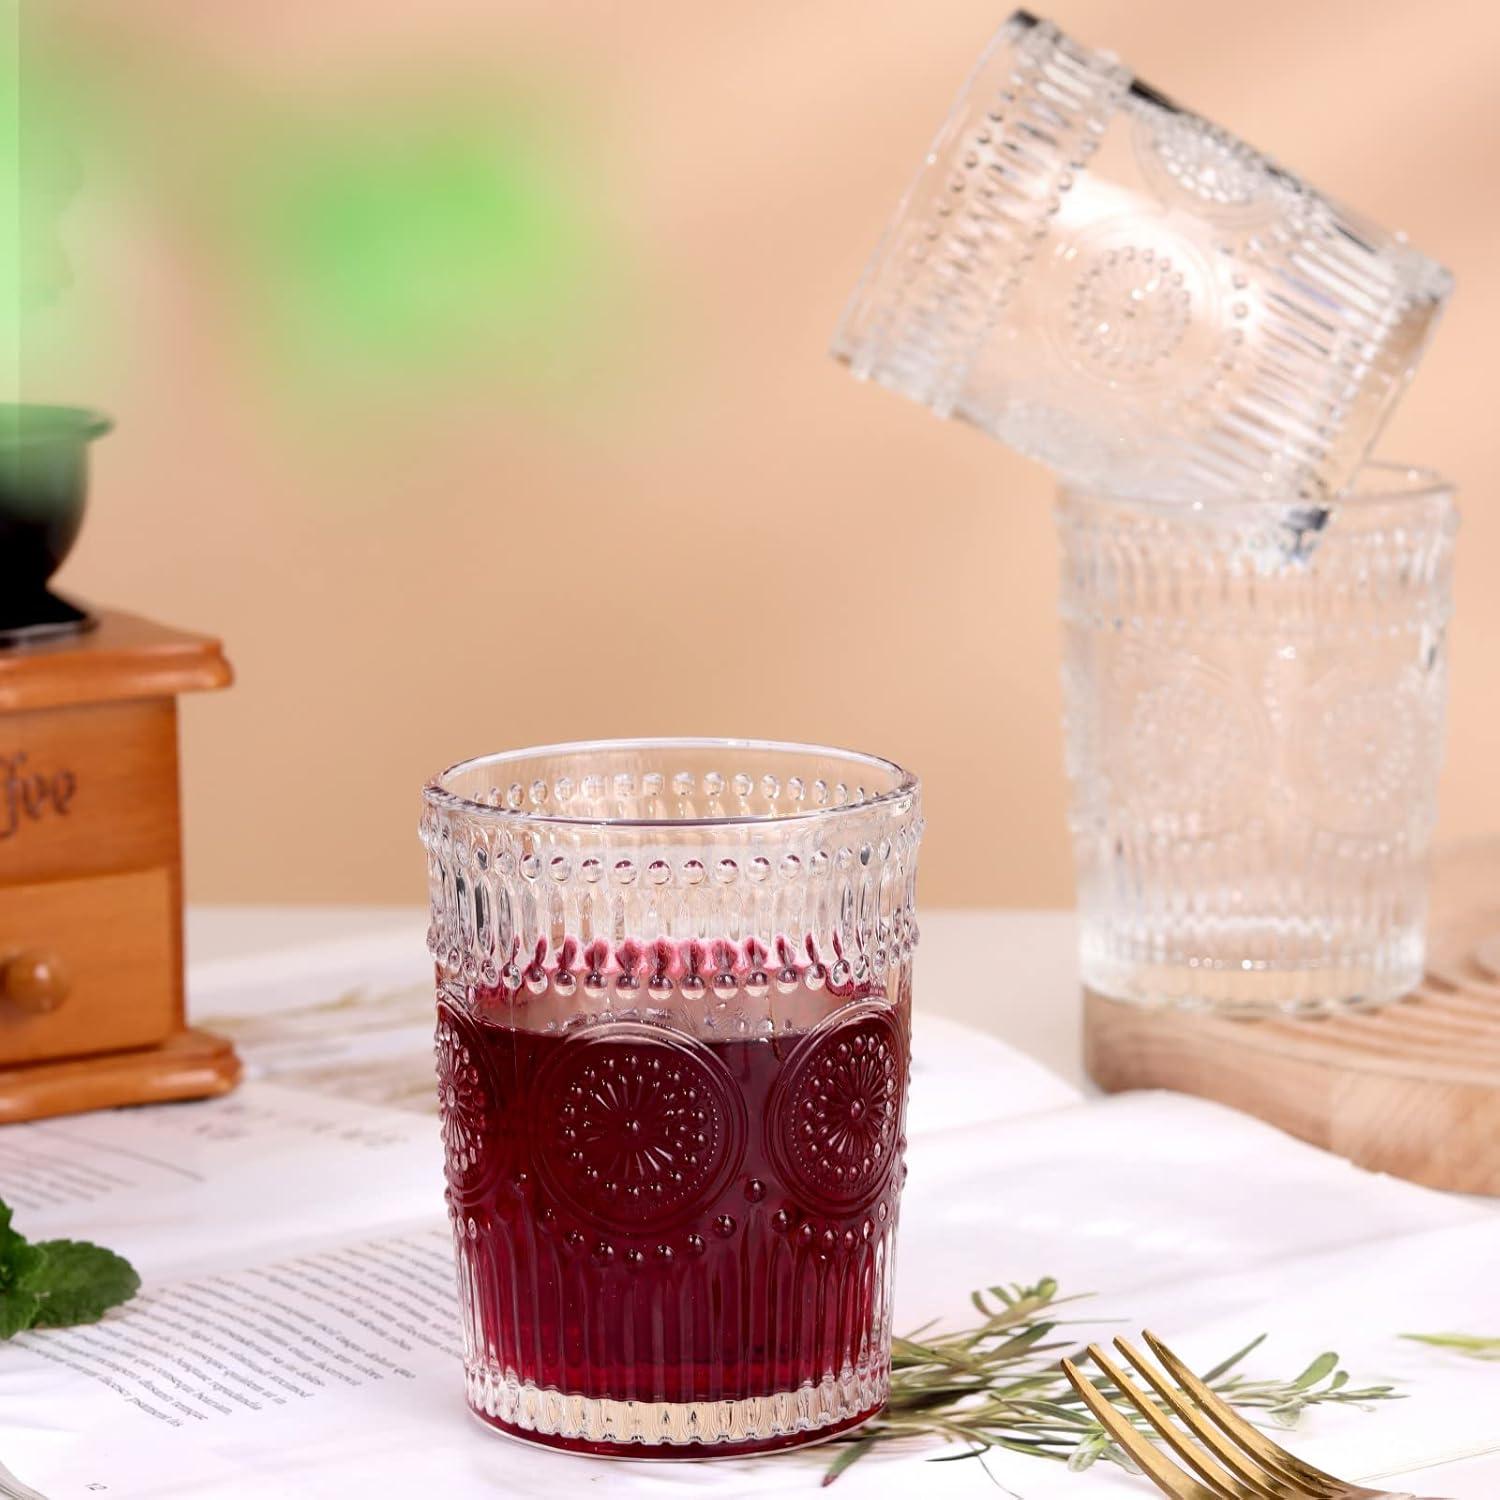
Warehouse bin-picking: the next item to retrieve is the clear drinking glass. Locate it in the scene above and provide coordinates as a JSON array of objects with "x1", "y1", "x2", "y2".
[
  {"x1": 420, "y1": 740, "x2": 923, "y2": 1455},
  {"x1": 1058, "y1": 467, "x2": 1456, "y2": 1013},
  {"x1": 834, "y1": 11, "x2": 1451, "y2": 503}
]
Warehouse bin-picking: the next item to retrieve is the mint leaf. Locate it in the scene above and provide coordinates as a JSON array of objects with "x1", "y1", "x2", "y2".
[
  {"x1": 0, "y1": 1207, "x2": 50, "y2": 1336},
  {"x1": 24, "y1": 1239, "x2": 140, "y2": 1327},
  {"x1": 0, "y1": 1199, "x2": 142, "y2": 1337},
  {"x1": 4, "y1": 1238, "x2": 48, "y2": 1287},
  {"x1": 0, "y1": 1200, "x2": 29, "y2": 1275},
  {"x1": 0, "y1": 1285, "x2": 42, "y2": 1338}
]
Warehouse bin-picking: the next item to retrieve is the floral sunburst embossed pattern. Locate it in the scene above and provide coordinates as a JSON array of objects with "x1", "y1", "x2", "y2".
[
  {"x1": 1118, "y1": 652, "x2": 1267, "y2": 836},
  {"x1": 771, "y1": 1000, "x2": 904, "y2": 1215},
  {"x1": 1295, "y1": 668, "x2": 1435, "y2": 836},
  {"x1": 435, "y1": 999, "x2": 504, "y2": 1208},
  {"x1": 1135, "y1": 105, "x2": 1275, "y2": 220},
  {"x1": 1065, "y1": 242, "x2": 1194, "y2": 380},
  {"x1": 536, "y1": 1023, "x2": 744, "y2": 1233}
]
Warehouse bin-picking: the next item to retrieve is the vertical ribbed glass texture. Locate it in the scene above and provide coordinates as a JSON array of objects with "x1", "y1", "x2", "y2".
[
  {"x1": 420, "y1": 740, "x2": 923, "y2": 1455},
  {"x1": 834, "y1": 12, "x2": 1451, "y2": 502},
  {"x1": 1058, "y1": 469, "x2": 1455, "y2": 1013}
]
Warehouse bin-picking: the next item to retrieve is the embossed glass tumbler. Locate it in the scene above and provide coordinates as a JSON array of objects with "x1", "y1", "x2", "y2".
[
  {"x1": 420, "y1": 740, "x2": 923, "y2": 1456},
  {"x1": 834, "y1": 11, "x2": 1451, "y2": 503},
  {"x1": 1059, "y1": 467, "x2": 1456, "y2": 1014}
]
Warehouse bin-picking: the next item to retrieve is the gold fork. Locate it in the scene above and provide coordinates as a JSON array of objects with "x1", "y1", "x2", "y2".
[{"x1": 1060, "y1": 1330, "x2": 1448, "y2": 1500}]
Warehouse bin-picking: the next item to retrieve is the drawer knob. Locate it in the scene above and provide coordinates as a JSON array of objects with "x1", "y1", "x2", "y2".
[{"x1": 1, "y1": 950, "x2": 71, "y2": 1014}]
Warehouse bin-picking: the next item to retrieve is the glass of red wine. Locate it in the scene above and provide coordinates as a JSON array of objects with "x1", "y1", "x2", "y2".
[{"x1": 420, "y1": 740, "x2": 923, "y2": 1457}]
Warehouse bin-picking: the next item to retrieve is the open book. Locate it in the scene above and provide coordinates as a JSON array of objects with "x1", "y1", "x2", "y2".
[{"x1": 2, "y1": 925, "x2": 1497, "y2": 1499}]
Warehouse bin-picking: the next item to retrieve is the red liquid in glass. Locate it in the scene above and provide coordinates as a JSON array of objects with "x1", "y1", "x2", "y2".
[{"x1": 436, "y1": 953, "x2": 909, "y2": 1456}]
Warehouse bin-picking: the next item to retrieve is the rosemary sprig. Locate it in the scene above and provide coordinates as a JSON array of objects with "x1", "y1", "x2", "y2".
[
  {"x1": 822, "y1": 1277, "x2": 1400, "y2": 1485},
  {"x1": 1403, "y1": 1332, "x2": 1500, "y2": 1361}
]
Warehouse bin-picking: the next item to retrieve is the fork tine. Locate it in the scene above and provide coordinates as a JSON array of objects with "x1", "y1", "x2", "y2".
[
  {"x1": 1109, "y1": 1339, "x2": 1309, "y2": 1499},
  {"x1": 1141, "y1": 1330, "x2": 1348, "y2": 1494},
  {"x1": 1085, "y1": 1343, "x2": 1276, "y2": 1500},
  {"x1": 1061, "y1": 1357, "x2": 1223, "y2": 1500}
]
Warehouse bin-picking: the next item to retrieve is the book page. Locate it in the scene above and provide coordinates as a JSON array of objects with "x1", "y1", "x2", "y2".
[
  {"x1": 1, "y1": 1088, "x2": 432, "y2": 1218},
  {"x1": 6, "y1": 935, "x2": 1496, "y2": 1498},
  {"x1": 1, "y1": 1084, "x2": 443, "y2": 1282},
  {"x1": 4, "y1": 1093, "x2": 1499, "y2": 1500},
  {"x1": 12, "y1": 1228, "x2": 459, "y2": 1432}
]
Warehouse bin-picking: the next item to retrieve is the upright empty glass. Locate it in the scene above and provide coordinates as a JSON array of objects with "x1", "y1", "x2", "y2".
[
  {"x1": 835, "y1": 11, "x2": 1451, "y2": 503},
  {"x1": 420, "y1": 740, "x2": 923, "y2": 1455},
  {"x1": 1058, "y1": 468, "x2": 1456, "y2": 1012}
]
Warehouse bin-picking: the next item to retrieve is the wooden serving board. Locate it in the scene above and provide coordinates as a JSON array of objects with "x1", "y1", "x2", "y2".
[{"x1": 1084, "y1": 841, "x2": 1500, "y2": 1196}]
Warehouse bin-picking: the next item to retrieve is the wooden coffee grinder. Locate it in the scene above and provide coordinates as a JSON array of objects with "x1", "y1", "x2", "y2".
[{"x1": 0, "y1": 406, "x2": 240, "y2": 1121}]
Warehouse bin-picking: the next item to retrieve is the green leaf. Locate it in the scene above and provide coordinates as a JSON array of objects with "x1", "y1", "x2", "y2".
[
  {"x1": 989, "y1": 1323, "x2": 1058, "y2": 1359},
  {"x1": 3, "y1": 1237, "x2": 48, "y2": 1289},
  {"x1": 0, "y1": 1201, "x2": 33, "y2": 1283},
  {"x1": 1289, "y1": 1351, "x2": 1339, "y2": 1389},
  {"x1": 1201, "y1": 1332, "x2": 1266, "y2": 1383},
  {"x1": 1403, "y1": 1332, "x2": 1500, "y2": 1361},
  {"x1": 0, "y1": 1199, "x2": 49, "y2": 1338},
  {"x1": 1066, "y1": 1432, "x2": 1111, "y2": 1471},
  {"x1": 24, "y1": 1239, "x2": 140, "y2": 1327},
  {"x1": 0, "y1": 1286, "x2": 42, "y2": 1338},
  {"x1": 929, "y1": 1445, "x2": 990, "y2": 1463},
  {"x1": 821, "y1": 1435, "x2": 875, "y2": 1485},
  {"x1": 0, "y1": 1200, "x2": 141, "y2": 1338}
]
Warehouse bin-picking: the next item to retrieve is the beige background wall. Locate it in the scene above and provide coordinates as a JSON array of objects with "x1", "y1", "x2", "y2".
[{"x1": 29, "y1": 0, "x2": 1500, "y2": 908}]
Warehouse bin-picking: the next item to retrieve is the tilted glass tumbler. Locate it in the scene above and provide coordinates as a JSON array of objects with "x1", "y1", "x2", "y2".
[
  {"x1": 835, "y1": 11, "x2": 1451, "y2": 503},
  {"x1": 420, "y1": 740, "x2": 923, "y2": 1456},
  {"x1": 1058, "y1": 467, "x2": 1456, "y2": 1013}
]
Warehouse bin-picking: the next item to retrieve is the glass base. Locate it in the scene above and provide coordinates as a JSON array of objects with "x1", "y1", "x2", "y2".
[
  {"x1": 1080, "y1": 940, "x2": 1424, "y2": 1017},
  {"x1": 465, "y1": 1361, "x2": 887, "y2": 1458}
]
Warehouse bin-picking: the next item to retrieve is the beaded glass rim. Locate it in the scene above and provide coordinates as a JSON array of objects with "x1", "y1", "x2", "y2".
[
  {"x1": 422, "y1": 737, "x2": 920, "y2": 830},
  {"x1": 1059, "y1": 462, "x2": 1454, "y2": 515}
]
